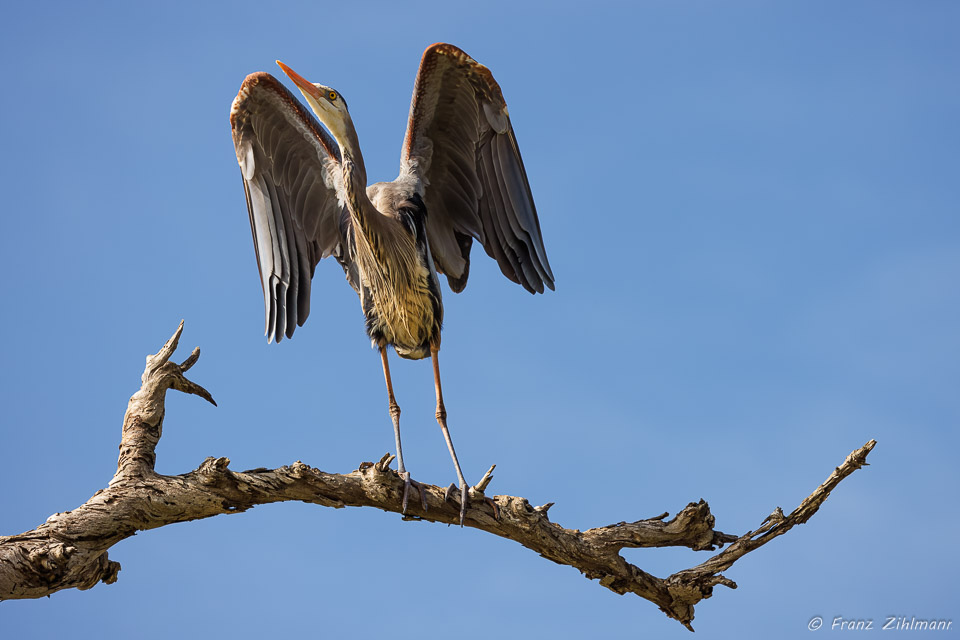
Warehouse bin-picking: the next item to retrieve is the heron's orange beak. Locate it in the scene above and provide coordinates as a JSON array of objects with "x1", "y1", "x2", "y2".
[{"x1": 276, "y1": 61, "x2": 322, "y2": 101}]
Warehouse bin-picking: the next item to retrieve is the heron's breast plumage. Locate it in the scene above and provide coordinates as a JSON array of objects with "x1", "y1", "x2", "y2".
[{"x1": 351, "y1": 193, "x2": 443, "y2": 360}]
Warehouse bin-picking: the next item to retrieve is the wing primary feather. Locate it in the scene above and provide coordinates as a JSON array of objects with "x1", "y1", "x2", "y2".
[
  {"x1": 484, "y1": 141, "x2": 534, "y2": 290},
  {"x1": 277, "y1": 186, "x2": 300, "y2": 339},
  {"x1": 296, "y1": 231, "x2": 312, "y2": 326},
  {"x1": 247, "y1": 173, "x2": 279, "y2": 338},
  {"x1": 492, "y1": 134, "x2": 546, "y2": 292},
  {"x1": 266, "y1": 180, "x2": 289, "y2": 342},
  {"x1": 479, "y1": 145, "x2": 529, "y2": 289},
  {"x1": 475, "y1": 154, "x2": 520, "y2": 285},
  {"x1": 241, "y1": 173, "x2": 267, "y2": 313},
  {"x1": 488, "y1": 138, "x2": 540, "y2": 290},
  {"x1": 500, "y1": 130, "x2": 554, "y2": 286}
]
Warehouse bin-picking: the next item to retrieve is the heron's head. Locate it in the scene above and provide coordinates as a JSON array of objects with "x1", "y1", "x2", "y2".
[{"x1": 276, "y1": 60, "x2": 351, "y2": 144}]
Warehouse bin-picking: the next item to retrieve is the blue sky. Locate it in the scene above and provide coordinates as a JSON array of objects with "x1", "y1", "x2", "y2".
[{"x1": 1, "y1": 1, "x2": 957, "y2": 637}]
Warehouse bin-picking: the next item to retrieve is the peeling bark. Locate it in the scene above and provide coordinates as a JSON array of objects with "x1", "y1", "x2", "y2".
[{"x1": 0, "y1": 322, "x2": 876, "y2": 630}]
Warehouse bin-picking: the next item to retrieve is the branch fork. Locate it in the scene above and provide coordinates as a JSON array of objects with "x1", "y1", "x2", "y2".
[{"x1": 114, "y1": 320, "x2": 215, "y2": 481}]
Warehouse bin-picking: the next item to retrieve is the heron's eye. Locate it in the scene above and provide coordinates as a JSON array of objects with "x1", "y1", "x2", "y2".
[{"x1": 328, "y1": 91, "x2": 337, "y2": 101}]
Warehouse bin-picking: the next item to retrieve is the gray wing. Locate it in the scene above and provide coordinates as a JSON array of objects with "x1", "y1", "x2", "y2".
[
  {"x1": 401, "y1": 43, "x2": 554, "y2": 294},
  {"x1": 231, "y1": 72, "x2": 347, "y2": 342}
]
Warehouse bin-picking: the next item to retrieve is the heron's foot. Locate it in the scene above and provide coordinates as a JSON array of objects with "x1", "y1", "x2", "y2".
[
  {"x1": 444, "y1": 482, "x2": 469, "y2": 526},
  {"x1": 399, "y1": 470, "x2": 428, "y2": 514},
  {"x1": 444, "y1": 466, "x2": 499, "y2": 525}
]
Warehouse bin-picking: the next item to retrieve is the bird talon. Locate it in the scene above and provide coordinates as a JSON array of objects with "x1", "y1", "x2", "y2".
[
  {"x1": 466, "y1": 487, "x2": 501, "y2": 521},
  {"x1": 442, "y1": 482, "x2": 469, "y2": 525},
  {"x1": 486, "y1": 496, "x2": 500, "y2": 520},
  {"x1": 444, "y1": 482, "x2": 458, "y2": 503},
  {"x1": 399, "y1": 471, "x2": 428, "y2": 513}
]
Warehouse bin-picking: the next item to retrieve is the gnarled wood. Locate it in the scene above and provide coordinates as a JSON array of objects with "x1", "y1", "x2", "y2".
[{"x1": 0, "y1": 323, "x2": 876, "y2": 630}]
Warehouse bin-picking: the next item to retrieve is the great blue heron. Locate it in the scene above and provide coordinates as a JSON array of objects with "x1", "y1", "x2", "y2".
[{"x1": 230, "y1": 43, "x2": 554, "y2": 524}]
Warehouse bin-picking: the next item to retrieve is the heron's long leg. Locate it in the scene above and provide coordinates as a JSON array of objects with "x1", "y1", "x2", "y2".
[
  {"x1": 431, "y1": 346, "x2": 469, "y2": 524},
  {"x1": 380, "y1": 346, "x2": 427, "y2": 513}
]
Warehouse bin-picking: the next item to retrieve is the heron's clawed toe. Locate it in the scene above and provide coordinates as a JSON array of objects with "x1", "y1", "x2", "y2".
[
  {"x1": 482, "y1": 494, "x2": 500, "y2": 520},
  {"x1": 399, "y1": 471, "x2": 428, "y2": 514},
  {"x1": 442, "y1": 472, "x2": 500, "y2": 526},
  {"x1": 444, "y1": 482, "x2": 469, "y2": 525}
]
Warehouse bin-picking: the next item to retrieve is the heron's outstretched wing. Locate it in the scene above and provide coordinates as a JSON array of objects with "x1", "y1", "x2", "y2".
[
  {"x1": 401, "y1": 43, "x2": 555, "y2": 294},
  {"x1": 231, "y1": 72, "x2": 347, "y2": 342}
]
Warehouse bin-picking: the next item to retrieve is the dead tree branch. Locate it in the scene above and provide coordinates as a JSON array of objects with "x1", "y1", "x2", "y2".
[{"x1": 0, "y1": 323, "x2": 876, "y2": 630}]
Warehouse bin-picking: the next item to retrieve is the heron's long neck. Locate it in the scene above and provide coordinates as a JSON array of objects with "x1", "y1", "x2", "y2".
[
  {"x1": 339, "y1": 117, "x2": 367, "y2": 191},
  {"x1": 338, "y1": 130, "x2": 415, "y2": 291},
  {"x1": 342, "y1": 154, "x2": 368, "y2": 220},
  {"x1": 338, "y1": 136, "x2": 390, "y2": 262},
  {"x1": 336, "y1": 117, "x2": 372, "y2": 228}
]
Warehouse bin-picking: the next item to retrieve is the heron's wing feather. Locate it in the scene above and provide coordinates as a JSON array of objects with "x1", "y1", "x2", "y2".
[
  {"x1": 401, "y1": 43, "x2": 554, "y2": 294},
  {"x1": 231, "y1": 72, "x2": 348, "y2": 343}
]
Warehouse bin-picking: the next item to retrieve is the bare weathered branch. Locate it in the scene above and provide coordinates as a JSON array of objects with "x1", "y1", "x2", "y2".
[
  {"x1": 114, "y1": 320, "x2": 215, "y2": 480},
  {"x1": 0, "y1": 323, "x2": 876, "y2": 630},
  {"x1": 659, "y1": 438, "x2": 876, "y2": 629}
]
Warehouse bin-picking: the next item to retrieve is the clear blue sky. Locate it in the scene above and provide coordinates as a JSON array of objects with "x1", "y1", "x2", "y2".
[{"x1": 1, "y1": 1, "x2": 957, "y2": 637}]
